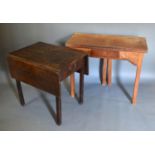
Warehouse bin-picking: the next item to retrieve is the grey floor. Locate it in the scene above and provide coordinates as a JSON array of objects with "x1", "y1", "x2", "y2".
[{"x1": 0, "y1": 72, "x2": 155, "y2": 131}]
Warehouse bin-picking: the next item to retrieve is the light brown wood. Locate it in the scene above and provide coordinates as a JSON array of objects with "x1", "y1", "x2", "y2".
[
  {"x1": 132, "y1": 54, "x2": 144, "y2": 104},
  {"x1": 107, "y1": 59, "x2": 112, "y2": 86},
  {"x1": 66, "y1": 33, "x2": 148, "y2": 53},
  {"x1": 102, "y1": 58, "x2": 107, "y2": 85},
  {"x1": 66, "y1": 33, "x2": 148, "y2": 104},
  {"x1": 70, "y1": 73, "x2": 75, "y2": 97}
]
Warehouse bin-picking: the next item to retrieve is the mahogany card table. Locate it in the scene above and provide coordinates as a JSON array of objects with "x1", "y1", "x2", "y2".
[
  {"x1": 7, "y1": 42, "x2": 88, "y2": 125},
  {"x1": 66, "y1": 33, "x2": 148, "y2": 104}
]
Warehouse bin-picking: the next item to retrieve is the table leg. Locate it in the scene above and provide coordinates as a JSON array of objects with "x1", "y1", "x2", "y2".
[
  {"x1": 107, "y1": 59, "x2": 112, "y2": 86},
  {"x1": 102, "y1": 58, "x2": 107, "y2": 85},
  {"x1": 16, "y1": 80, "x2": 25, "y2": 106},
  {"x1": 70, "y1": 73, "x2": 75, "y2": 97},
  {"x1": 56, "y1": 96, "x2": 62, "y2": 125},
  {"x1": 132, "y1": 57, "x2": 143, "y2": 104},
  {"x1": 79, "y1": 68, "x2": 84, "y2": 104}
]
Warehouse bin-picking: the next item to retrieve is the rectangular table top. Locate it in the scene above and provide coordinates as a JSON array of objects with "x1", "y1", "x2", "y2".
[
  {"x1": 66, "y1": 33, "x2": 148, "y2": 53},
  {"x1": 8, "y1": 42, "x2": 87, "y2": 74}
]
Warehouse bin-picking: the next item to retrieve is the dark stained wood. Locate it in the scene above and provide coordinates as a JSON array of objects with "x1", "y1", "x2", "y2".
[
  {"x1": 8, "y1": 42, "x2": 88, "y2": 80},
  {"x1": 8, "y1": 56, "x2": 60, "y2": 96},
  {"x1": 7, "y1": 42, "x2": 88, "y2": 125},
  {"x1": 16, "y1": 80, "x2": 25, "y2": 106},
  {"x1": 56, "y1": 96, "x2": 61, "y2": 125},
  {"x1": 66, "y1": 33, "x2": 148, "y2": 104},
  {"x1": 79, "y1": 66, "x2": 84, "y2": 104}
]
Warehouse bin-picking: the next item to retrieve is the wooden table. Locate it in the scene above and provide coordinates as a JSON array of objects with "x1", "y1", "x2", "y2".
[
  {"x1": 7, "y1": 42, "x2": 88, "y2": 125},
  {"x1": 66, "y1": 33, "x2": 148, "y2": 104}
]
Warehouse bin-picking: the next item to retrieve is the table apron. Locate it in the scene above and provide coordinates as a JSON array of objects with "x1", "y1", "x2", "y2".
[
  {"x1": 60, "y1": 56, "x2": 88, "y2": 80},
  {"x1": 91, "y1": 51, "x2": 144, "y2": 65}
]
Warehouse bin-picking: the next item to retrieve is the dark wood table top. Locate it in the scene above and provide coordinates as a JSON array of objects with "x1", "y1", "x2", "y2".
[
  {"x1": 66, "y1": 33, "x2": 148, "y2": 53},
  {"x1": 9, "y1": 42, "x2": 87, "y2": 74}
]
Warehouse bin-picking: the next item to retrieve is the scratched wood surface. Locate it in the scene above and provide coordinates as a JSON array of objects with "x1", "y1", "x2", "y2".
[
  {"x1": 9, "y1": 42, "x2": 87, "y2": 74},
  {"x1": 8, "y1": 42, "x2": 87, "y2": 125},
  {"x1": 8, "y1": 42, "x2": 88, "y2": 95},
  {"x1": 66, "y1": 33, "x2": 148, "y2": 104},
  {"x1": 66, "y1": 33, "x2": 148, "y2": 53}
]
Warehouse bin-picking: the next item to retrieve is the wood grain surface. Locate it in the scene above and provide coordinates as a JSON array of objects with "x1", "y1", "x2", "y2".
[
  {"x1": 66, "y1": 33, "x2": 148, "y2": 53},
  {"x1": 66, "y1": 33, "x2": 148, "y2": 104}
]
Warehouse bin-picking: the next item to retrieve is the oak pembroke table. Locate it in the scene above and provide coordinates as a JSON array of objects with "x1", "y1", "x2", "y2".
[
  {"x1": 7, "y1": 42, "x2": 88, "y2": 125},
  {"x1": 66, "y1": 33, "x2": 148, "y2": 104}
]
